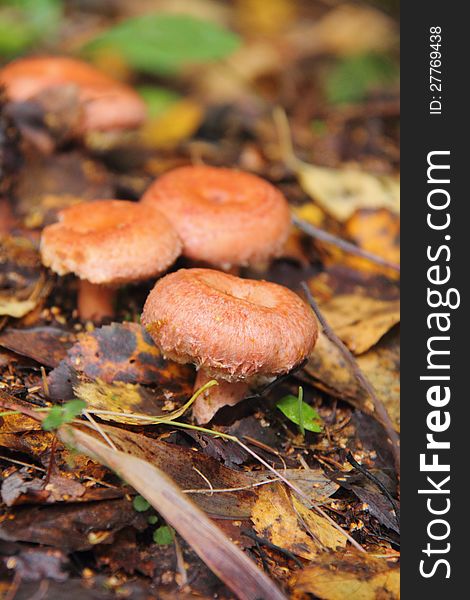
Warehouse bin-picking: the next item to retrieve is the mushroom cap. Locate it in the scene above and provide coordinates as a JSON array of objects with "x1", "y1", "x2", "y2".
[
  {"x1": 141, "y1": 165, "x2": 291, "y2": 268},
  {"x1": 0, "y1": 56, "x2": 146, "y2": 132},
  {"x1": 40, "y1": 200, "x2": 182, "y2": 285},
  {"x1": 141, "y1": 268, "x2": 317, "y2": 381}
]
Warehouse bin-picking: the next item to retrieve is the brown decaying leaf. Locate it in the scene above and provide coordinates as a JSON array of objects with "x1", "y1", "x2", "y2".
[
  {"x1": 79, "y1": 424, "x2": 338, "y2": 518},
  {"x1": 0, "y1": 236, "x2": 50, "y2": 318},
  {"x1": 251, "y1": 483, "x2": 346, "y2": 561},
  {"x1": 0, "y1": 498, "x2": 148, "y2": 551},
  {"x1": 74, "y1": 379, "x2": 171, "y2": 424},
  {"x1": 59, "y1": 426, "x2": 288, "y2": 600},
  {"x1": 15, "y1": 152, "x2": 112, "y2": 227},
  {"x1": 292, "y1": 552, "x2": 400, "y2": 600},
  {"x1": 48, "y1": 322, "x2": 193, "y2": 404},
  {"x1": 0, "y1": 326, "x2": 75, "y2": 367},
  {"x1": 305, "y1": 328, "x2": 400, "y2": 430}
]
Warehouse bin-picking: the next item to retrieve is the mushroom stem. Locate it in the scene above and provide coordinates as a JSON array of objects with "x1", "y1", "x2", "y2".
[
  {"x1": 193, "y1": 370, "x2": 249, "y2": 424},
  {"x1": 77, "y1": 280, "x2": 115, "y2": 322}
]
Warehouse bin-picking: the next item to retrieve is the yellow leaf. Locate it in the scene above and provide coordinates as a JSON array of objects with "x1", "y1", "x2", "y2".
[
  {"x1": 318, "y1": 294, "x2": 400, "y2": 355},
  {"x1": 295, "y1": 161, "x2": 400, "y2": 222},
  {"x1": 292, "y1": 496, "x2": 346, "y2": 552},
  {"x1": 293, "y1": 552, "x2": 400, "y2": 600},
  {"x1": 251, "y1": 483, "x2": 346, "y2": 560},
  {"x1": 141, "y1": 99, "x2": 203, "y2": 148},
  {"x1": 235, "y1": 0, "x2": 296, "y2": 36}
]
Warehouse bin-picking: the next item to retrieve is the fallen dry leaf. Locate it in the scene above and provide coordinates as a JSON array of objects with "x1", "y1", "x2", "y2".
[
  {"x1": 0, "y1": 498, "x2": 147, "y2": 551},
  {"x1": 292, "y1": 552, "x2": 400, "y2": 600},
  {"x1": 141, "y1": 99, "x2": 203, "y2": 148},
  {"x1": 0, "y1": 236, "x2": 50, "y2": 318},
  {"x1": 15, "y1": 152, "x2": 112, "y2": 227},
  {"x1": 343, "y1": 208, "x2": 400, "y2": 279},
  {"x1": 305, "y1": 328, "x2": 400, "y2": 430},
  {"x1": 295, "y1": 161, "x2": 400, "y2": 222},
  {"x1": 0, "y1": 326, "x2": 75, "y2": 367},
  {"x1": 251, "y1": 483, "x2": 346, "y2": 560},
  {"x1": 48, "y1": 322, "x2": 193, "y2": 404},
  {"x1": 74, "y1": 379, "x2": 170, "y2": 424},
  {"x1": 316, "y1": 293, "x2": 400, "y2": 355}
]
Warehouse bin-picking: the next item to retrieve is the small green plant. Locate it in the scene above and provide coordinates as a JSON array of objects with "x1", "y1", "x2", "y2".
[
  {"x1": 42, "y1": 399, "x2": 87, "y2": 431},
  {"x1": 276, "y1": 387, "x2": 322, "y2": 435},
  {"x1": 153, "y1": 525, "x2": 174, "y2": 546},
  {"x1": 0, "y1": 0, "x2": 61, "y2": 57},
  {"x1": 133, "y1": 495, "x2": 151, "y2": 512},
  {"x1": 325, "y1": 52, "x2": 398, "y2": 105}
]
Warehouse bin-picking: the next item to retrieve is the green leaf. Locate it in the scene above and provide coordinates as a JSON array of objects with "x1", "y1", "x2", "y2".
[
  {"x1": 276, "y1": 393, "x2": 322, "y2": 434},
  {"x1": 148, "y1": 515, "x2": 158, "y2": 525},
  {"x1": 137, "y1": 86, "x2": 181, "y2": 119},
  {"x1": 325, "y1": 53, "x2": 398, "y2": 105},
  {"x1": 82, "y1": 13, "x2": 241, "y2": 76},
  {"x1": 42, "y1": 399, "x2": 86, "y2": 431},
  {"x1": 153, "y1": 525, "x2": 173, "y2": 545},
  {"x1": 133, "y1": 495, "x2": 151, "y2": 512},
  {"x1": 0, "y1": 0, "x2": 61, "y2": 56}
]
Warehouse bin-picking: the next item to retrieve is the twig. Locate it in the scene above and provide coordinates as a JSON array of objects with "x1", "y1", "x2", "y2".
[
  {"x1": 182, "y1": 478, "x2": 278, "y2": 495},
  {"x1": 44, "y1": 435, "x2": 57, "y2": 486},
  {"x1": 192, "y1": 466, "x2": 214, "y2": 496},
  {"x1": 242, "y1": 530, "x2": 304, "y2": 569},
  {"x1": 346, "y1": 451, "x2": 400, "y2": 527},
  {"x1": 293, "y1": 215, "x2": 400, "y2": 272},
  {"x1": 300, "y1": 282, "x2": 400, "y2": 473},
  {"x1": 83, "y1": 409, "x2": 117, "y2": 451}
]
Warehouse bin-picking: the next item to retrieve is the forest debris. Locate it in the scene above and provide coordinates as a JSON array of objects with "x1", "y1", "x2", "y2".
[
  {"x1": 74, "y1": 380, "x2": 170, "y2": 424},
  {"x1": 141, "y1": 99, "x2": 203, "y2": 148},
  {"x1": 294, "y1": 162, "x2": 399, "y2": 222},
  {"x1": 51, "y1": 321, "x2": 192, "y2": 385},
  {"x1": 0, "y1": 498, "x2": 148, "y2": 551},
  {"x1": 48, "y1": 322, "x2": 193, "y2": 403},
  {"x1": 1, "y1": 547, "x2": 69, "y2": 583},
  {"x1": 77, "y1": 424, "x2": 337, "y2": 517},
  {"x1": 302, "y1": 286, "x2": 399, "y2": 472},
  {"x1": 314, "y1": 293, "x2": 400, "y2": 355},
  {"x1": 275, "y1": 107, "x2": 399, "y2": 222},
  {"x1": 0, "y1": 236, "x2": 49, "y2": 319},
  {"x1": 1, "y1": 470, "x2": 48, "y2": 507},
  {"x1": 344, "y1": 209, "x2": 400, "y2": 278},
  {"x1": 284, "y1": 4, "x2": 397, "y2": 63},
  {"x1": 339, "y1": 471, "x2": 399, "y2": 534},
  {"x1": 305, "y1": 328, "x2": 400, "y2": 431},
  {"x1": 292, "y1": 552, "x2": 400, "y2": 600},
  {"x1": 251, "y1": 484, "x2": 346, "y2": 560},
  {"x1": 59, "y1": 425, "x2": 288, "y2": 600},
  {"x1": 15, "y1": 152, "x2": 113, "y2": 226},
  {"x1": 0, "y1": 326, "x2": 75, "y2": 367}
]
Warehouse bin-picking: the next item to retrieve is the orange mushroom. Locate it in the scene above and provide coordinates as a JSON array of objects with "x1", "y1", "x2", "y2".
[
  {"x1": 41, "y1": 200, "x2": 181, "y2": 321},
  {"x1": 0, "y1": 56, "x2": 146, "y2": 135},
  {"x1": 141, "y1": 268, "x2": 318, "y2": 423},
  {"x1": 141, "y1": 165, "x2": 291, "y2": 270}
]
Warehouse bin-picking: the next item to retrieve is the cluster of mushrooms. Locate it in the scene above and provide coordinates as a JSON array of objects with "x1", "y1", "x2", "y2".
[{"x1": 1, "y1": 56, "x2": 319, "y2": 423}]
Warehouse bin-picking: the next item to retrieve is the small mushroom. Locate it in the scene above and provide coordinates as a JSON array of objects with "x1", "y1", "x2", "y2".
[
  {"x1": 141, "y1": 165, "x2": 291, "y2": 270},
  {"x1": 0, "y1": 56, "x2": 146, "y2": 136},
  {"x1": 41, "y1": 200, "x2": 181, "y2": 321},
  {"x1": 141, "y1": 268, "x2": 317, "y2": 423}
]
